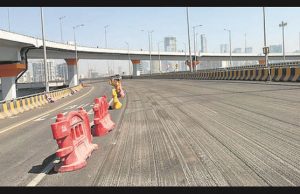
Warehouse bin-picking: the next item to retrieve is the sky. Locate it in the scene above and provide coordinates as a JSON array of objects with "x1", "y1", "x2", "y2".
[{"x1": 1, "y1": 7, "x2": 300, "y2": 76}]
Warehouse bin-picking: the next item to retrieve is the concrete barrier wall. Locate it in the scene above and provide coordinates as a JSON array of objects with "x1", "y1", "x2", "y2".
[
  {"x1": 0, "y1": 83, "x2": 84, "y2": 119},
  {"x1": 126, "y1": 67, "x2": 300, "y2": 82}
]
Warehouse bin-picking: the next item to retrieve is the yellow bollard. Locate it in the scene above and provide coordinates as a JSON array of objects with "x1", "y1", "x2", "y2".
[{"x1": 112, "y1": 88, "x2": 122, "y2": 110}]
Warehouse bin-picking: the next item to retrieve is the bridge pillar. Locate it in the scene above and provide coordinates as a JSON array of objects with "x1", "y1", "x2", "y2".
[
  {"x1": 65, "y1": 58, "x2": 79, "y2": 87},
  {"x1": 185, "y1": 60, "x2": 200, "y2": 71},
  {"x1": 131, "y1": 59, "x2": 141, "y2": 76},
  {"x1": 0, "y1": 63, "x2": 26, "y2": 101}
]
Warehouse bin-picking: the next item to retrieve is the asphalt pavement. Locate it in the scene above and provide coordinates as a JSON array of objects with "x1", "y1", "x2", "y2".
[{"x1": 1, "y1": 79, "x2": 300, "y2": 186}]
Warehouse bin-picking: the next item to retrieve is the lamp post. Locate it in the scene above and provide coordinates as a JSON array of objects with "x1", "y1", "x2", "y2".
[
  {"x1": 59, "y1": 16, "x2": 66, "y2": 43},
  {"x1": 125, "y1": 41, "x2": 131, "y2": 75},
  {"x1": 262, "y1": 7, "x2": 270, "y2": 81},
  {"x1": 148, "y1": 30, "x2": 154, "y2": 75},
  {"x1": 141, "y1": 29, "x2": 154, "y2": 74},
  {"x1": 193, "y1": 24, "x2": 202, "y2": 71},
  {"x1": 279, "y1": 21, "x2": 287, "y2": 62},
  {"x1": 104, "y1": 25, "x2": 109, "y2": 48},
  {"x1": 7, "y1": 8, "x2": 11, "y2": 31},
  {"x1": 157, "y1": 41, "x2": 163, "y2": 73},
  {"x1": 40, "y1": 7, "x2": 49, "y2": 92},
  {"x1": 224, "y1": 28, "x2": 232, "y2": 67},
  {"x1": 73, "y1": 24, "x2": 84, "y2": 85},
  {"x1": 186, "y1": 7, "x2": 193, "y2": 72},
  {"x1": 244, "y1": 33, "x2": 247, "y2": 66},
  {"x1": 299, "y1": 32, "x2": 300, "y2": 52},
  {"x1": 177, "y1": 42, "x2": 188, "y2": 71}
]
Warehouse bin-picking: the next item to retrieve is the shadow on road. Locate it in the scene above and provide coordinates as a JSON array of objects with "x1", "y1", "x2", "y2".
[{"x1": 28, "y1": 153, "x2": 57, "y2": 175}]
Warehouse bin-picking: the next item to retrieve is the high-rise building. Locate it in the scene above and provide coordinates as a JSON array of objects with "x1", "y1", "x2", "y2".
[
  {"x1": 220, "y1": 44, "x2": 228, "y2": 53},
  {"x1": 152, "y1": 60, "x2": 160, "y2": 73},
  {"x1": 32, "y1": 62, "x2": 45, "y2": 82},
  {"x1": 163, "y1": 37, "x2": 177, "y2": 72},
  {"x1": 164, "y1": 37, "x2": 177, "y2": 52},
  {"x1": 118, "y1": 66, "x2": 122, "y2": 75},
  {"x1": 137, "y1": 63, "x2": 143, "y2": 74},
  {"x1": 32, "y1": 60, "x2": 56, "y2": 82},
  {"x1": 56, "y1": 63, "x2": 68, "y2": 81},
  {"x1": 17, "y1": 71, "x2": 31, "y2": 83},
  {"x1": 200, "y1": 34, "x2": 207, "y2": 53},
  {"x1": 269, "y1": 44, "x2": 282, "y2": 53},
  {"x1": 90, "y1": 71, "x2": 99, "y2": 78},
  {"x1": 142, "y1": 61, "x2": 149, "y2": 74},
  {"x1": 233, "y1": 48, "x2": 242, "y2": 53},
  {"x1": 245, "y1": 47, "x2": 253, "y2": 53}
]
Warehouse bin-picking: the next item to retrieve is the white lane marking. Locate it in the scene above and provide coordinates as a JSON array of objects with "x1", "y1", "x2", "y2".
[
  {"x1": 34, "y1": 114, "x2": 50, "y2": 122},
  {"x1": 109, "y1": 98, "x2": 113, "y2": 105},
  {"x1": 87, "y1": 109, "x2": 93, "y2": 115},
  {"x1": 63, "y1": 105, "x2": 77, "y2": 110},
  {"x1": 0, "y1": 86, "x2": 94, "y2": 135},
  {"x1": 51, "y1": 111, "x2": 68, "y2": 120},
  {"x1": 27, "y1": 158, "x2": 60, "y2": 187},
  {"x1": 82, "y1": 103, "x2": 90, "y2": 108},
  {"x1": 76, "y1": 104, "x2": 85, "y2": 109},
  {"x1": 9, "y1": 116, "x2": 18, "y2": 119}
]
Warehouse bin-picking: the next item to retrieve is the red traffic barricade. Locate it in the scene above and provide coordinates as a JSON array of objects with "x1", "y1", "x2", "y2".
[
  {"x1": 51, "y1": 107, "x2": 98, "y2": 173},
  {"x1": 92, "y1": 96, "x2": 115, "y2": 136}
]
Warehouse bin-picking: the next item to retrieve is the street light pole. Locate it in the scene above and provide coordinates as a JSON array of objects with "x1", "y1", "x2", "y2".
[
  {"x1": 7, "y1": 8, "x2": 11, "y2": 32},
  {"x1": 193, "y1": 24, "x2": 202, "y2": 72},
  {"x1": 262, "y1": 7, "x2": 270, "y2": 81},
  {"x1": 59, "y1": 16, "x2": 66, "y2": 43},
  {"x1": 158, "y1": 41, "x2": 163, "y2": 73},
  {"x1": 279, "y1": 21, "x2": 287, "y2": 62},
  {"x1": 125, "y1": 41, "x2": 131, "y2": 75},
  {"x1": 104, "y1": 25, "x2": 109, "y2": 48},
  {"x1": 73, "y1": 24, "x2": 84, "y2": 85},
  {"x1": 186, "y1": 7, "x2": 193, "y2": 72},
  {"x1": 148, "y1": 30, "x2": 154, "y2": 75},
  {"x1": 224, "y1": 29, "x2": 232, "y2": 67},
  {"x1": 40, "y1": 7, "x2": 49, "y2": 92},
  {"x1": 244, "y1": 33, "x2": 247, "y2": 66},
  {"x1": 244, "y1": 33, "x2": 247, "y2": 53}
]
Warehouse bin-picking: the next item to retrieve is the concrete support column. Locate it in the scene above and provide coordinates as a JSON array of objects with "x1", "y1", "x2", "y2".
[
  {"x1": 185, "y1": 60, "x2": 200, "y2": 71},
  {"x1": 0, "y1": 63, "x2": 26, "y2": 101},
  {"x1": 131, "y1": 59, "x2": 141, "y2": 76},
  {"x1": 1, "y1": 77, "x2": 16, "y2": 100},
  {"x1": 65, "y1": 58, "x2": 78, "y2": 87}
]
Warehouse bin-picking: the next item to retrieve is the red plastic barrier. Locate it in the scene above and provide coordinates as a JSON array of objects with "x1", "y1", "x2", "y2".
[
  {"x1": 92, "y1": 96, "x2": 115, "y2": 136},
  {"x1": 51, "y1": 107, "x2": 98, "y2": 173}
]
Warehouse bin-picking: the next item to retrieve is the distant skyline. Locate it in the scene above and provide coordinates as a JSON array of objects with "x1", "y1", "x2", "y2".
[{"x1": 1, "y1": 7, "x2": 300, "y2": 75}]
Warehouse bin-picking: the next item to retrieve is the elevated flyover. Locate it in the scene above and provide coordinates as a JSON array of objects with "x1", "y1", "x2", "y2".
[{"x1": 2, "y1": 29, "x2": 300, "y2": 101}]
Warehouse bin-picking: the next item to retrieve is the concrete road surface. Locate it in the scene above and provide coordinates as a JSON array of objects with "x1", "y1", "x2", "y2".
[
  {"x1": 0, "y1": 81, "x2": 123, "y2": 186},
  {"x1": 40, "y1": 79, "x2": 300, "y2": 186},
  {"x1": 1, "y1": 79, "x2": 300, "y2": 186}
]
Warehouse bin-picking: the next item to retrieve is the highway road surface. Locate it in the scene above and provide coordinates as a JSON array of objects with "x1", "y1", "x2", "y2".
[{"x1": 1, "y1": 79, "x2": 300, "y2": 186}]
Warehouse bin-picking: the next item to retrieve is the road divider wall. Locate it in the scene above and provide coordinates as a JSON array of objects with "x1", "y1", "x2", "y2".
[
  {"x1": 124, "y1": 66, "x2": 300, "y2": 82},
  {"x1": 0, "y1": 84, "x2": 84, "y2": 119}
]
